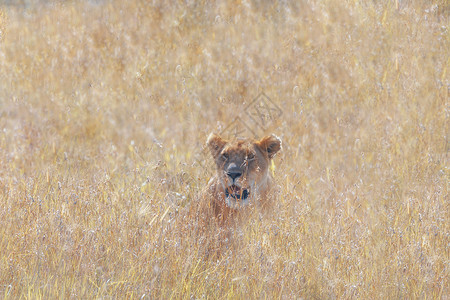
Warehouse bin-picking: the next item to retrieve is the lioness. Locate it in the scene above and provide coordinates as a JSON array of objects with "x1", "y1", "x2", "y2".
[{"x1": 203, "y1": 133, "x2": 281, "y2": 222}]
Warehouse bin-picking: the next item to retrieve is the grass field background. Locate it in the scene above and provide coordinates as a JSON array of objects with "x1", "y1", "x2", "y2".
[{"x1": 0, "y1": 0, "x2": 448, "y2": 298}]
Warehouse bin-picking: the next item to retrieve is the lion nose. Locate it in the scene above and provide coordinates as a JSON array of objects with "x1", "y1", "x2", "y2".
[
  {"x1": 226, "y1": 164, "x2": 242, "y2": 180},
  {"x1": 227, "y1": 170, "x2": 242, "y2": 180}
]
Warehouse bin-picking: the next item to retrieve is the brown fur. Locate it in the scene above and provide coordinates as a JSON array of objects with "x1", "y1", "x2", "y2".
[{"x1": 201, "y1": 133, "x2": 281, "y2": 224}]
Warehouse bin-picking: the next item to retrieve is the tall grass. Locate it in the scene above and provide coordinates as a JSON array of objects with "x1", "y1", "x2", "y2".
[{"x1": 0, "y1": 0, "x2": 448, "y2": 298}]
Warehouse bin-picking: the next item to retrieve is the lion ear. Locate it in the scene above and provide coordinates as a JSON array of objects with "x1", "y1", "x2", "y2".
[
  {"x1": 207, "y1": 133, "x2": 227, "y2": 159},
  {"x1": 256, "y1": 135, "x2": 281, "y2": 159}
]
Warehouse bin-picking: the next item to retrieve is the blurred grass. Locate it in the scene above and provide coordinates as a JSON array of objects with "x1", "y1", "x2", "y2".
[{"x1": 0, "y1": 0, "x2": 448, "y2": 298}]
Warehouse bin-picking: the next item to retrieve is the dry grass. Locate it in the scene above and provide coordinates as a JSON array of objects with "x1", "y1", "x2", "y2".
[{"x1": 0, "y1": 0, "x2": 448, "y2": 298}]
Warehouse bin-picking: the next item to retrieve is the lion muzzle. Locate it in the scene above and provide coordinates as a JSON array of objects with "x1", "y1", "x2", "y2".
[{"x1": 225, "y1": 184, "x2": 250, "y2": 201}]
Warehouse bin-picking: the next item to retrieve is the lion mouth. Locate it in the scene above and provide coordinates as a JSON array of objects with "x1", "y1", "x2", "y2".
[{"x1": 225, "y1": 184, "x2": 250, "y2": 201}]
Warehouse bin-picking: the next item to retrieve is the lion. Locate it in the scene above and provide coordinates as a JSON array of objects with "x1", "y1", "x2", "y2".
[{"x1": 201, "y1": 133, "x2": 282, "y2": 223}]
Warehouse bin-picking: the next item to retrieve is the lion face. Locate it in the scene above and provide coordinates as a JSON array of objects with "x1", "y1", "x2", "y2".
[{"x1": 207, "y1": 133, "x2": 281, "y2": 208}]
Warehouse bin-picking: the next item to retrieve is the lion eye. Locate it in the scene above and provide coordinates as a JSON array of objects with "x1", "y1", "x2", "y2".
[
  {"x1": 221, "y1": 153, "x2": 229, "y2": 160},
  {"x1": 247, "y1": 153, "x2": 255, "y2": 160}
]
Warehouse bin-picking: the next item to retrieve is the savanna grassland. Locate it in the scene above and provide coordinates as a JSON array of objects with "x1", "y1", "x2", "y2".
[{"x1": 0, "y1": 0, "x2": 448, "y2": 298}]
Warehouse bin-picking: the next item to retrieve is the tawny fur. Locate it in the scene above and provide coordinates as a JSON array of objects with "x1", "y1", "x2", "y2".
[{"x1": 200, "y1": 133, "x2": 281, "y2": 224}]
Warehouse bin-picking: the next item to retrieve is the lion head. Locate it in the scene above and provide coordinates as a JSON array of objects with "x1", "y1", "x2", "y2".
[{"x1": 207, "y1": 133, "x2": 281, "y2": 208}]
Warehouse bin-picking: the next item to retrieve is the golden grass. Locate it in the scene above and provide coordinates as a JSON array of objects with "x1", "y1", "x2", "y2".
[{"x1": 0, "y1": 0, "x2": 448, "y2": 298}]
